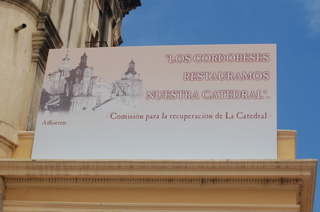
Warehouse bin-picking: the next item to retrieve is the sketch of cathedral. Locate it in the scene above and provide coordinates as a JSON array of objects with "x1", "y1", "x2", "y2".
[
  {"x1": 45, "y1": 53, "x2": 71, "y2": 95},
  {"x1": 111, "y1": 60, "x2": 142, "y2": 109},
  {"x1": 40, "y1": 52, "x2": 142, "y2": 113}
]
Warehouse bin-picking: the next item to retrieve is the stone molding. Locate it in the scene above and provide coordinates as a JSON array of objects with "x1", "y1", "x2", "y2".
[
  {"x1": 119, "y1": 0, "x2": 141, "y2": 16},
  {"x1": 32, "y1": 12, "x2": 63, "y2": 72},
  {"x1": 3, "y1": 201, "x2": 301, "y2": 212},
  {"x1": 0, "y1": 135, "x2": 17, "y2": 158},
  {"x1": 0, "y1": 159, "x2": 316, "y2": 212},
  {"x1": 0, "y1": 121, "x2": 19, "y2": 149},
  {"x1": 5, "y1": 177, "x2": 302, "y2": 189},
  {"x1": 18, "y1": 131, "x2": 35, "y2": 139},
  {"x1": 32, "y1": 31, "x2": 48, "y2": 70},
  {"x1": 36, "y1": 12, "x2": 63, "y2": 47},
  {"x1": 0, "y1": 159, "x2": 316, "y2": 174},
  {"x1": 277, "y1": 130, "x2": 296, "y2": 139}
]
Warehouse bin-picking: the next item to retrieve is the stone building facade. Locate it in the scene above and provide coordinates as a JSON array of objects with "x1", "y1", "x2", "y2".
[
  {"x1": 0, "y1": 1, "x2": 317, "y2": 212},
  {"x1": 0, "y1": 0, "x2": 141, "y2": 158}
]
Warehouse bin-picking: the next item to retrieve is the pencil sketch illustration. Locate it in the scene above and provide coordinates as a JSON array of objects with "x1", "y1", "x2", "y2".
[{"x1": 39, "y1": 51, "x2": 142, "y2": 113}]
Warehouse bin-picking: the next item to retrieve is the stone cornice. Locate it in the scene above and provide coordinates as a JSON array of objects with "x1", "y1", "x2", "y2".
[
  {"x1": 32, "y1": 12, "x2": 63, "y2": 72},
  {"x1": 36, "y1": 12, "x2": 63, "y2": 48},
  {"x1": 0, "y1": 159, "x2": 317, "y2": 176},
  {"x1": 0, "y1": 159, "x2": 316, "y2": 212},
  {"x1": 0, "y1": 159, "x2": 316, "y2": 196},
  {"x1": 277, "y1": 130, "x2": 296, "y2": 139},
  {"x1": 119, "y1": 0, "x2": 141, "y2": 16}
]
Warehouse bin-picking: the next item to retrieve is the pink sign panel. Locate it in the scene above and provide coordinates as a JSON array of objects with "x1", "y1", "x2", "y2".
[{"x1": 32, "y1": 44, "x2": 277, "y2": 159}]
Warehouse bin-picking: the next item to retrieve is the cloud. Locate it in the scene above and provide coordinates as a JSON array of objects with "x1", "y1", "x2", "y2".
[{"x1": 302, "y1": 0, "x2": 320, "y2": 35}]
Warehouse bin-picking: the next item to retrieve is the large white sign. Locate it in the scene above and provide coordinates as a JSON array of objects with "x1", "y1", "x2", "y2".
[{"x1": 32, "y1": 44, "x2": 277, "y2": 159}]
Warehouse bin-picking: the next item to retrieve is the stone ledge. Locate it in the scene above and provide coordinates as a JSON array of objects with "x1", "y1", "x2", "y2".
[
  {"x1": 0, "y1": 159, "x2": 317, "y2": 176},
  {"x1": 0, "y1": 159, "x2": 316, "y2": 212},
  {"x1": 3, "y1": 201, "x2": 301, "y2": 212}
]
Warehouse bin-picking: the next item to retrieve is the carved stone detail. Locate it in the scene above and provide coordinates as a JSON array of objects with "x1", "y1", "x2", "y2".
[
  {"x1": 0, "y1": 159, "x2": 316, "y2": 212},
  {"x1": 119, "y1": 0, "x2": 141, "y2": 16},
  {"x1": 0, "y1": 136, "x2": 17, "y2": 158},
  {"x1": 0, "y1": 159, "x2": 317, "y2": 172},
  {"x1": 5, "y1": 177, "x2": 302, "y2": 189},
  {"x1": 32, "y1": 12, "x2": 63, "y2": 72},
  {"x1": 18, "y1": 131, "x2": 35, "y2": 139},
  {"x1": 32, "y1": 31, "x2": 48, "y2": 71},
  {"x1": 5, "y1": 177, "x2": 302, "y2": 185}
]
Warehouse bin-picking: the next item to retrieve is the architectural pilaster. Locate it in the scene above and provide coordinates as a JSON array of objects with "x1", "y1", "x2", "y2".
[
  {"x1": 26, "y1": 12, "x2": 63, "y2": 130},
  {"x1": 32, "y1": 12, "x2": 63, "y2": 71}
]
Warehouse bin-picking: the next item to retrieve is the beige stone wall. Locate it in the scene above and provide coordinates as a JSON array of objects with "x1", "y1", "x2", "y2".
[
  {"x1": 41, "y1": 0, "x2": 125, "y2": 48},
  {"x1": 43, "y1": 0, "x2": 92, "y2": 48},
  {"x1": 0, "y1": 1, "x2": 39, "y2": 156}
]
